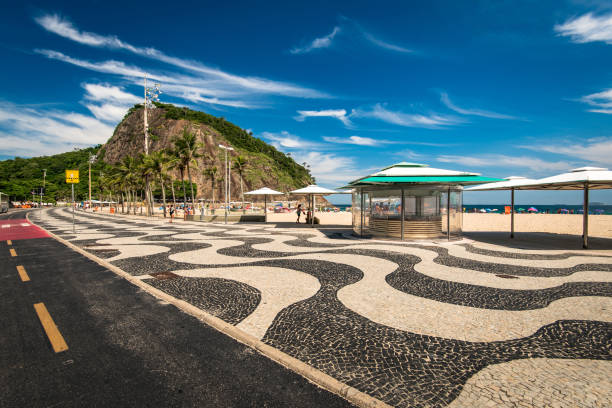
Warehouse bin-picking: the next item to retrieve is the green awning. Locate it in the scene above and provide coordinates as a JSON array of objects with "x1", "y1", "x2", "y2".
[{"x1": 346, "y1": 175, "x2": 504, "y2": 186}]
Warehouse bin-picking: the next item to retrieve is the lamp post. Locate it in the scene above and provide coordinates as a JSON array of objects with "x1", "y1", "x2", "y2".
[
  {"x1": 218, "y1": 144, "x2": 234, "y2": 224},
  {"x1": 143, "y1": 75, "x2": 162, "y2": 215},
  {"x1": 88, "y1": 154, "x2": 96, "y2": 211},
  {"x1": 40, "y1": 169, "x2": 46, "y2": 220}
]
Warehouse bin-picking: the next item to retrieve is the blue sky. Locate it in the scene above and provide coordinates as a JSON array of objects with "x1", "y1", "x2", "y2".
[{"x1": 1, "y1": 0, "x2": 612, "y2": 204}]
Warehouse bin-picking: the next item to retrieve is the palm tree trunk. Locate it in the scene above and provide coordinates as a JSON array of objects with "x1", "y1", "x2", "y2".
[
  {"x1": 187, "y1": 164, "x2": 195, "y2": 209},
  {"x1": 240, "y1": 173, "x2": 245, "y2": 214},
  {"x1": 211, "y1": 178, "x2": 215, "y2": 213},
  {"x1": 171, "y1": 179, "x2": 176, "y2": 207},
  {"x1": 160, "y1": 177, "x2": 167, "y2": 218},
  {"x1": 180, "y1": 169, "x2": 187, "y2": 205}
]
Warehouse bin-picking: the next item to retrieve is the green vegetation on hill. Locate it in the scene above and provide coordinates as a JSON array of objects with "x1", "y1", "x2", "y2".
[
  {"x1": 158, "y1": 102, "x2": 310, "y2": 182},
  {"x1": 0, "y1": 146, "x2": 105, "y2": 202}
]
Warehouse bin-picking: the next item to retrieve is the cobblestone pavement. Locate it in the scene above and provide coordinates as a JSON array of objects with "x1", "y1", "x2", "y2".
[{"x1": 36, "y1": 208, "x2": 612, "y2": 407}]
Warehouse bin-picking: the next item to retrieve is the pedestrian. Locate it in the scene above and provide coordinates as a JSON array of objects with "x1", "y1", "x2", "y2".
[
  {"x1": 296, "y1": 204, "x2": 302, "y2": 223},
  {"x1": 169, "y1": 204, "x2": 175, "y2": 223}
]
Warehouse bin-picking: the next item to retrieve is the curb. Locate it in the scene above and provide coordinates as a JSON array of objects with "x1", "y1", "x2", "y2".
[{"x1": 28, "y1": 211, "x2": 391, "y2": 408}]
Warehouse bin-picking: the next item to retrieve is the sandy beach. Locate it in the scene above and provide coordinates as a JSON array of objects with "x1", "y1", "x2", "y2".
[{"x1": 267, "y1": 212, "x2": 612, "y2": 238}]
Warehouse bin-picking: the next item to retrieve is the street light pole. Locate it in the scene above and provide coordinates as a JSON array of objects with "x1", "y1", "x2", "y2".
[
  {"x1": 88, "y1": 154, "x2": 96, "y2": 211},
  {"x1": 40, "y1": 169, "x2": 46, "y2": 220},
  {"x1": 218, "y1": 144, "x2": 234, "y2": 224}
]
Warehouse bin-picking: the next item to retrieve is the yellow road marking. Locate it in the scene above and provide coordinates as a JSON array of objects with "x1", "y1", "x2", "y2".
[
  {"x1": 33, "y1": 303, "x2": 69, "y2": 353},
  {"x1": 9, "y1": 248, "x2": 16, "y2": 257},
  {"x1": 17, "y1": 265, "x2": 30, "y2": 282},
  {"x1": 7, "y1": 240, "x2": 11, "y2": 245}
]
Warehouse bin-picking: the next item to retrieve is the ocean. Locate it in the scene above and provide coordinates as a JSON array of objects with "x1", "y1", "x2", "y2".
[
  {"x1": 463, "y1": 204, "x2": 612, "y2": 214},
  {"x1": 327, "y1": 203, "x2": 612, "y2": 214}
]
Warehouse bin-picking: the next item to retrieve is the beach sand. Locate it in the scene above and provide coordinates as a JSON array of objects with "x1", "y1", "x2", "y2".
[{"x1": 268, "y1": 212, "x2": 612, "y2": 238}]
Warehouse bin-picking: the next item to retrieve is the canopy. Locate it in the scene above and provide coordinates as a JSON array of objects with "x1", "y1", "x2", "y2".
[
  {"x1": 343, "y1": 162, "x2": 503, "y2": 188},
  {"x1": 520, "y1": 167, "x2": 612, "y2": 190},
  {"x1": 466, "y1": 167, "x2": 612, "y2": 248},
  {"x1": 244, "y1": 187, "x2": 284, "y2": 195},
  {"x1": 465, "y1": 176, "x2": 538, "y2": 191},
  {"x1": 243, "y1": 187, "x2": 284, "y2": 222},
  {"x1": 290, "y1": 184, "x2": 339, "y2": 195}
]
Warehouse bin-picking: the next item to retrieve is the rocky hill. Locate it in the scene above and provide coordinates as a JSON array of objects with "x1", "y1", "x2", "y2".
[{"x1": 104, "y1": 103, "x2": 314, "y2": 200}]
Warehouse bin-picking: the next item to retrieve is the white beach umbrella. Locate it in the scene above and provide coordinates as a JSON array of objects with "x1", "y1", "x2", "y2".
[
  {"x1": 244, "y1": 187, "x2": 284, "y2": 222},
  {"x1": 466, "y1": 176, "x2": 539, "y2": 239},
  {"x1": 290, "y1": 184, "x2": 341, "y2": 226},
  {"x1": 523, "y1": 167, "x2": 612, "y2": 248}
]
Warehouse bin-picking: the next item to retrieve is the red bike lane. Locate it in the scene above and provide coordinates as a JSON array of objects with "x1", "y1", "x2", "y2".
[{"x1": 0, "y1": 219, "x2": 50, "y2": 241}]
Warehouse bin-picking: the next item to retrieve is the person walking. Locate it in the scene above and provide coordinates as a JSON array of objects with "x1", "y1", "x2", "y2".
[
  {"x1": 296, "y1": 204, "x2": 302, "y2": 223},
  {"x1": 169, "y1": 205, "x2": 175, "y2": 223}
]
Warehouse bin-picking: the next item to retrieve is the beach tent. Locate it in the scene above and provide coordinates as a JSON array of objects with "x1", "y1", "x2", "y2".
[
  {"x1": 290, "y1": 184, "x2": 340, "y2": 226},
  {"x1": 468, "y1": 168, "x2": 612, "y2": 248},
  {"x1": 518, "y1": 167, "x2": 612, "y2": 248},
  {"x1": 244, "y1": 187, "x2": 284, "y2": 222},
  {"x1": 466, "y1": 176, "x2": 538, "y2": 238}
]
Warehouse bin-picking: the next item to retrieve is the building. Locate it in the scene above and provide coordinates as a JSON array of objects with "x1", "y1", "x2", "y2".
[{"x1": 343, "y1": 162, "x2": 502, "y2": 240}]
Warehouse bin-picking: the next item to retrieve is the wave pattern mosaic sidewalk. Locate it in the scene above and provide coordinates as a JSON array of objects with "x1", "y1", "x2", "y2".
[{"x1": 36, "y1": 208, "x2": 612, "y2": 407}]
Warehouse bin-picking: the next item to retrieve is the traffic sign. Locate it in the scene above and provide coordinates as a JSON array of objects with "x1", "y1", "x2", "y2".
[{"x1": 66, "y1": 170, "x2": 79, "y2": 184}]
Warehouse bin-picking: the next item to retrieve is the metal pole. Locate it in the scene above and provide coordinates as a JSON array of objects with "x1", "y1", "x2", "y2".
[
  {"x1": 583, "y1": 182, "x2": 589, "y2": 249},
  {"x1": 400, "y1": 189, "x2": 405, "y2": 241},
  {"x1": 72, "y1": 183, "x2": 75, "y2": 233},
  {"x1": 447, "y1": 187, "x2": 451, "y2": 241},
  {"x1": 510, "y1": 188, "x2": 515, "y2": 239},
  {"x1": 360, "y1": 189, "x2": 364, "y2": 237},
  {"x1": 88, "y1": 160, "x2": 92, "y2": 211},
  {"x1": 144, "y1": 74, "x2": 149, "y2": 155},
  {"x1": 264, "y1": 195, "x2": 267, "y2": 223},
  {"x1": 224, "y1": 148, "x2": 228, "y2": 224}
]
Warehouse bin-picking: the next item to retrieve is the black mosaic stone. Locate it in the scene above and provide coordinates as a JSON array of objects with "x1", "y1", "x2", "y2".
[
  {"x1": 146, "y1": 276, "x2": 261, "y2": 325},
  {"x1": 461, "y1": 243, "x2": 612, "y2": 260}
]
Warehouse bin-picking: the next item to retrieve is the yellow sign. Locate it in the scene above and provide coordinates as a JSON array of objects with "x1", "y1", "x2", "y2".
[{"x1": 66, "y1": 170, "x2": 80, "y2": 184}]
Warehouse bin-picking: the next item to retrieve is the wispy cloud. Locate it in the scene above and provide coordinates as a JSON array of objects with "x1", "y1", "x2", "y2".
[
  {"x1": 294, "y1": 109, "x2": 352, "y2": 127},
  {"x1": 34, "y1": 13, "x2": 328, "y2": 101},
  {"x1": 260, "y1": 131, "x2": 320, "y2": 150},
  {"x1": 578, "y1": 88, "x2": 612, "y2": 114},
  {"x1": 291, "y1": 151, "x2": 360, "y2": 184},
  {"x1": 361, "y1": 31, "x2": 412, "y2": 53},
  {"x1": 351, "y1": 103, "x2": 462, "y2": 129},
  {"x1": 81, "y1": 83, "x2": 140, "y2": 122},
  {"x1": 322, "y1": 135, "x2": 395, "y2": 146},
  {"x1": 290, "y1": 17, "x2": 413, "y2": 55},
  {"x1": 0, "y1": 101, "x2": 114, "y2": 157},
  {"x1": 554, "y1": 12, "x2": 612, "y2": 44},
  {"x1": 290, "y1": 26, "x2": 341, "y2": 54},
  {"x1": 519, "y1": 136, "x2": 612, "y2": 166},
  {"x1": 436, "y1": 154, "x2": 572, "y2": 172},
  {"x1": 440, "y1": 92, "x2": 516, "y2": 119}
]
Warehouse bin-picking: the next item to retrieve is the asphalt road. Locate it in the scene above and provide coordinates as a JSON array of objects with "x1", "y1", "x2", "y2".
[{"x1": 0, "y1": 209, "x2": 352, "y2": 408}]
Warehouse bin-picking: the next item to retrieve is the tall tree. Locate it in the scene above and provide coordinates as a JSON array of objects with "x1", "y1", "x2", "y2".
[
  {"x1": 173, "y1": 127, "x2": 202, "y2": 210},
  {"x1": 203, "y1": 166, "x2": 218, "y2": 212},
  {"x1": 144, "y1": 151, "x2": 170, "y2": 217},
  {"x1": 232, "y1": 155, "x2": 248, "y2": 213}
]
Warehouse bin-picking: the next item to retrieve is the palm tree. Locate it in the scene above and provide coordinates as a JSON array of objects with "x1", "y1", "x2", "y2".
[
  {"x1": 144, "y1": 151, "x2": 170, "y2": 217},
  {"x1": 232, "y1": 156, "x2": 248, "y2": 213},
  {"x1": 117, "y1": 155, "x2": 138, "y2": 214},
  {"x1": 173, "y1": 127, "x2": 203, "y2": 209},
  {"x1": 203, "y1": 166, "x2": 218, "y2": 212}
]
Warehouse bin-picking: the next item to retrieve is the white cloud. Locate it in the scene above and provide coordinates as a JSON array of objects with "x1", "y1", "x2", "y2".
[
  {"x1": 35, "y1": 14, "x2": 327, "y2": 99},
  {"x1": 440, "y1": 92, "x2": 516, "y2": 119},
  {"x1": 323, "y1": 135, "x2": 394, "y2": 146},
  {"x1": 362, "y1": 31, "x2": 413, "y2": 53},
  {"x1": 83, "y1": 83, "x2": 140, "y2": 104},
  {"x1": 519, "y1": 137, "x2": 612, "y2": 166},
  {"x1": 555, "y1": 12, "x2": 612, "y2": 44},
  {"x1": 294, "y1": 109, "x2": 352, "y2": 126},
  {"x1": 579, "y1": 88, "x2": 612, "y2": 114},
  {"x1": 436, "y1": 154, "x2": 572, "y2": 172},
  {"x1": 290, "y1": 26, "x2": 341, "y2": 54},
  {"x1": 260, "y1": 131, "x2": 319, "y2": 149},
  {"x1": 85, "y1": 103, "x2": 129, "y2": 122},
  {"x1": 290, "y1": 18, "x2": 412, "y2": 55},
  {"x1": 291, "y1": 151, "x2": 359, "y2": 184},
  {"x1": 351, "y1": 103, "x2": 462, "y2": 128},
  {"x1": 0, "y1": 102, "x2": 113, "y2": 157}
]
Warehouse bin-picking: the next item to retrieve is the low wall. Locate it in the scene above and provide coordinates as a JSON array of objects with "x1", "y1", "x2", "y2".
[{"x1": 185, "y1": 214, "x2": 265, "y2": 222}]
